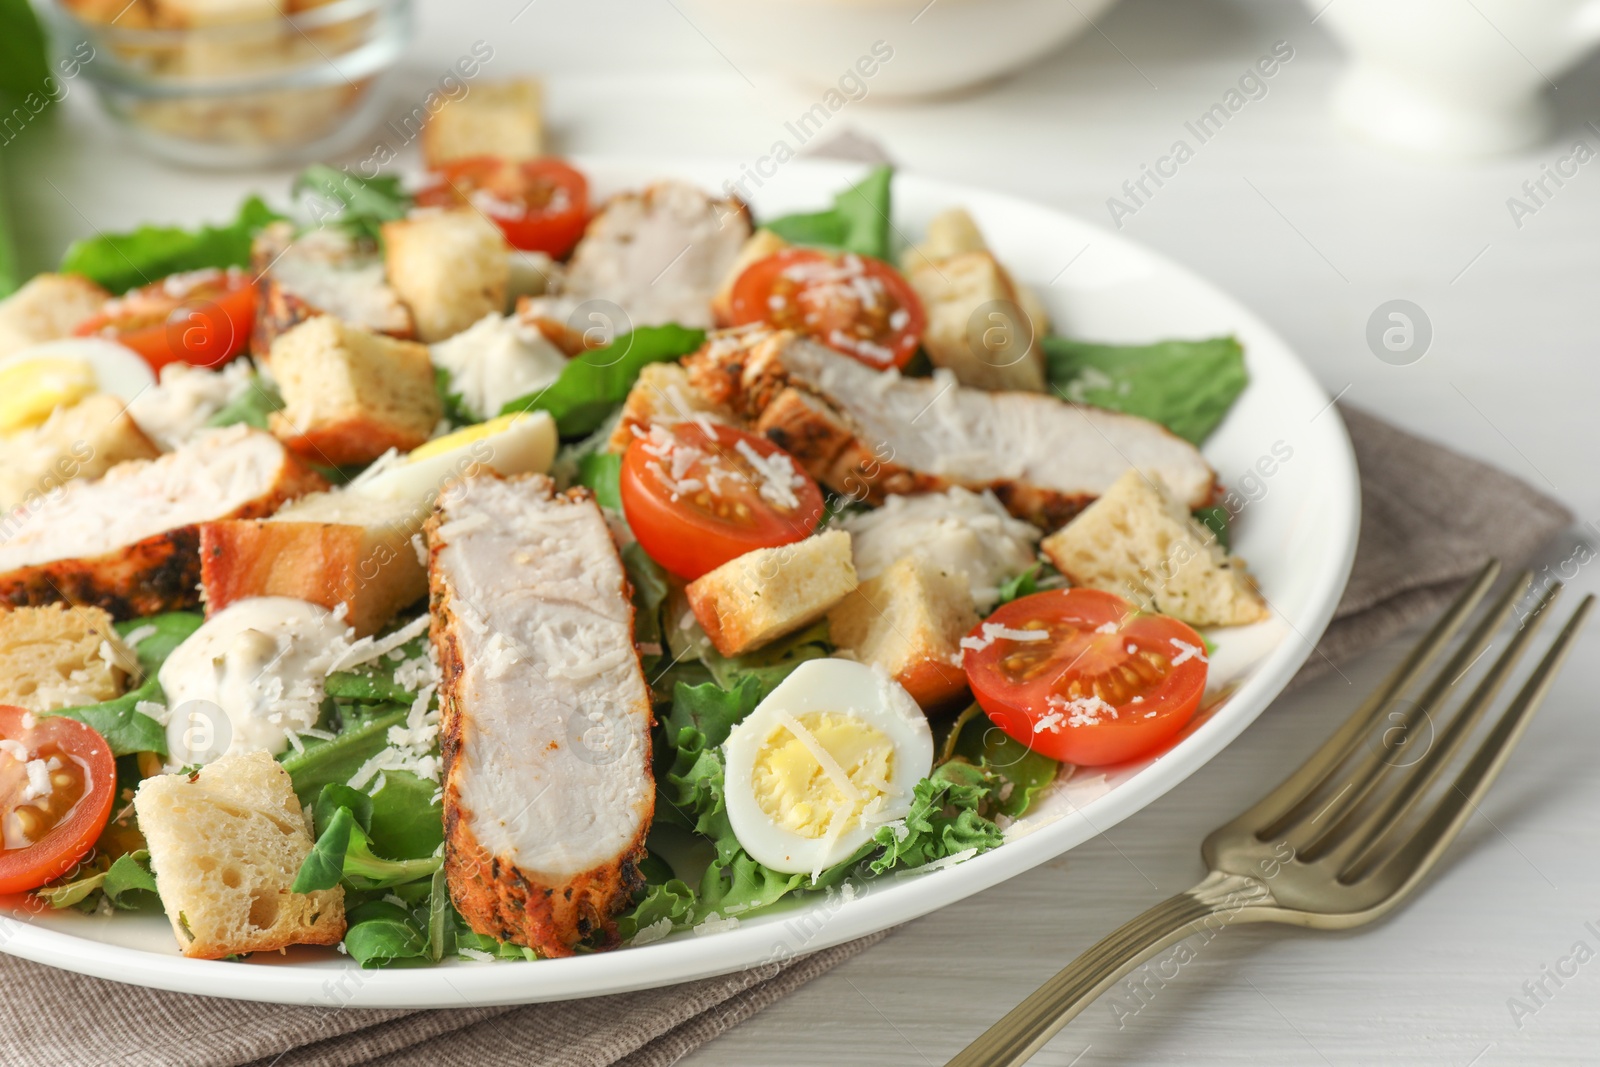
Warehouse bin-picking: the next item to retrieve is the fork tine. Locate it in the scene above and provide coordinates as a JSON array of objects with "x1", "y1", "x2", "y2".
[
  {"x1": 1323, "y1": 581, "x2": 1561, "y2": 874},
  {"x1": 1352, "y1": 594, "x2": 1594, "y2": 894},
  {"x1": 1240, "y1": 559, "x2": 1501, "y2": 841},
  {"x1": 1289, "y1": 571, "x2": 1535, "y2": 858}
]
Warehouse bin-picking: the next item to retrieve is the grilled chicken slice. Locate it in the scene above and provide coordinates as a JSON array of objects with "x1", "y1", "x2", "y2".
[
  {"x1": 250, "y1": 221, "x2": 415, "y2": 358},
  {"x1": 0, "y1": 426, "x2": 324, "y2": 617},
  {"x1": 523, "y1": 181, "x2": 750, "y2": 331},
  {"x1": 426, "y1": 473, "x2": 652, "y2": 956},
  {"x1": 688, "y1": 331, "x2": 1217, "y2": 528}
]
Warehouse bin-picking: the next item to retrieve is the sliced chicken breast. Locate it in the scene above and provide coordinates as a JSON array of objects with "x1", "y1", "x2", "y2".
[
  {"x1": 527, "y1": 181, "x2": 751, "y2": 331},
  {"x1": 0, "y1": 425, "x2": 325, "y2": 617},
  {"x1": 250, "y1": 221, "x2": 415, "y2": 358},
  {"x1": 688, "y1": 332, "x2": 1217, "y2": 528},
  {"x1": 426, "y1": 473, "x2": 652, "y2": 956}
]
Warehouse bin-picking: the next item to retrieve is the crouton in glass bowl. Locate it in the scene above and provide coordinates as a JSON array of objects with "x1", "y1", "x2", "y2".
[{"x1": 38, "y1": 0, "x2": 412, "y2": 168}]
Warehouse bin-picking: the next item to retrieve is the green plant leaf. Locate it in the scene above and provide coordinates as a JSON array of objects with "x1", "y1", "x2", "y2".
[
  {"x1": 764, "y1": 166, "x2": 894, "y2": 260},
  {"x1": 943, "y1": 703, "x2": 1062, "y2": 819},
  {"x1": 205, "y1": 376, "x2": 284, "y2": 431},
  {"x1": 500, "y1": 325, "x2": 707, "y2": 437},
  {"x1": 279, "y1": 706, "x2": 407, "y2": 805},
  {"x1": 342, "y1": 900, "x2": 430, "y2": 968},
  {"x1": 1193, "y1": 505, "x2": 1231, "y2": 551},
  {"x1": 577, "y1": 451, "x2": 623, "y2": 511},
  {"x1": 1041, "y1": 336, "x2": 1248, "y2": 445},
  {"x1": 59, "y1": 196, "x2": 284, "y2": 295},
  {"x1": 292, "y1": 805, "x2": 355, "y2": 893},
  {"x1": 292, "y1": 164, "x2": 411, "y2": 243}
]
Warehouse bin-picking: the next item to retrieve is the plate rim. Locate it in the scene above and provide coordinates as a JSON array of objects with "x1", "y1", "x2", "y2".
[{"x1": 0, "y1": 155, "x2": 1360, "y2": 1007}]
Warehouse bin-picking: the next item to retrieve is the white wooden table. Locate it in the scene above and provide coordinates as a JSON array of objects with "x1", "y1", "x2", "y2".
[{"x1": 16, "y1": 0, "x2": 1600, "y2": 1061}]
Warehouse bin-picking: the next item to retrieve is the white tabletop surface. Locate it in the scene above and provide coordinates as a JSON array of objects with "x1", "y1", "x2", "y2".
[{"x1": 14, "y1": 0, "x2": 1600, "y2": 1062}]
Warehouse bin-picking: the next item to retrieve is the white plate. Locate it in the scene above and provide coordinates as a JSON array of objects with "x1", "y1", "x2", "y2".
[{"x1": 0, "y1": 158, "x2": 1359, "y2": 1007}]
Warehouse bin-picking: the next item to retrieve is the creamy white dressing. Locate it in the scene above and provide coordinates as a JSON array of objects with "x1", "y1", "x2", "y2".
[
  {"x1": 158, "y1": 597, "x2": 353, "y2": 766},
  {"x1": 429, "y1": 313, "x2": 569, "y2": 420}
]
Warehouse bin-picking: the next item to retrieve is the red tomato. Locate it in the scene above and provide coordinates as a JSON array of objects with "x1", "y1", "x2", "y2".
[
  {"x1": 620, "y1": 422, "x2": 824, "y2": 580},
  {"x1": 75, "y1": 268, "x2": 257, "y2": 372},
  {"x1": 963, "y1": 589, "x2": 1209, "y2": 767},
  {"x1": 416, "y1": 156, "x2": 590, "y2": 257},
  {"x1": 0, "y1": 706, "x2": 116, "y2": 895},
  {"x1": 725, "y1": 248, "x2": 926, "y2": 370}
]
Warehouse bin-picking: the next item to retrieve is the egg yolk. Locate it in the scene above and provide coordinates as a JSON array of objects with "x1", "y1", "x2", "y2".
[
  {"x1": 751, "y1": 712, "x2": 895, "y2": 839},
  {"x1": 408, "y1": 412, "x2": 527, "y2": 462},
  {"x1": 0, "y1": 358, "x2": 97, "y2": 434}
]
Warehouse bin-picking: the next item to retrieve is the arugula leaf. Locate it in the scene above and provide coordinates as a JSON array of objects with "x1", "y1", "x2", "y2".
[
  {"x1": 39, "y1": 850, "x2": 159, "y2": 911},
  {"x1": 60, "y1": 196, "x2": 283, "y2": 295},
  {"x1": 764, "y1": 166, "x2": 894, "y2": 260},
  {"x1": 943, "y1": 703, "x2": 1061, "y2": 819},
  {"x1": 869, "y1": 761, "x2": 1006, "y2": 873},
  {"x1": 205, "y1": 375, "x2": 284, "y2": 431},
  {"x1": 1041, "y1": 336, "x2": 1248, "y2": 445},
  {"x1": 292, "y1": 164, "x2": 412, "y2": 242},
  {"x1": 500, "y1": 325, "x2": 707, "y2": 436},
  {"x1": 1193, "y1": 505, "x2": 1231, "y2": 551},
  {"x1": 343, "y1": 900, "x2": 430, "y2": 968}
]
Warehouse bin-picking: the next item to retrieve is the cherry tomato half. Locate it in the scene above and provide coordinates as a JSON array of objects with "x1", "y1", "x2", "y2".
[
  {"x1": 963, "y1": 589, "x2": 1209, "y2": 767},
  {"x1": 0, "y1": 706, "x2": 116, "y2": 894},
  {"x1": 76, "y1": 267, "x2": 257, "y2": 373},
  {"x1": 620, "y1": 422, "x2": 824, "y2": 580},
  {"x1": 725, "y1": 248, "x2": 926, "y2": 370},
  {"x1": 416, "y1": 156, "x2": 590, "y2": 257}
]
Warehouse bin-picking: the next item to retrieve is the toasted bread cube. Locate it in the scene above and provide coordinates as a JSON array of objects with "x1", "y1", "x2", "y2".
[
  {"x1": 134, "y1": 751, "x2": 346, "y2": 960},
  {"x1": 711, "y1": 229, "x2": 789, "y2": 325},
  {"x1": 383, "y1": 209, "x2": 509, "y2": 342},
  {"x1": 0, "y1": 274, "x2": 109, "y2": 359},
  {"x1": 606, "y1": 362, "x2": 737, "y2": 453},
  {"x1": 1041, "y1": 469, "x2": 1267, "y2": 628},
  {"x1": 150, "y1": 0, "x2": 279, "y2": 25},
  {"x1": 828, "y1": 556, "x2": 976, "y2": 710},
  {"x1": 901, "y1": 207, "x2": 989, "y2": 273},
  {"x1": 0, "y1": 394, "x2": 162, "y2": 510},
  {"x1": 421, "y1": 79, "x2": 543, "y2": 168},
  {"x1": 267, "y1": 316, "x2": 441, "y2": 467},
  {"x1": 686, "y1": 530, "x2": 857, "y2": 657},
  {"x1": 908, "y1": 251, "x2": 1046, "y2": 393},
  {"x1": 201, "y1": 490, "x2": 426, "y2": 636},
  {"x1": 0, "y1": 603, "x2": 135, "y2": 711}
]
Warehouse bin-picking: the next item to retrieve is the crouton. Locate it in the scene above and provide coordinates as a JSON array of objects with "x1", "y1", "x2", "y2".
[
  {"x1": 201, "y1": 490, "x2": 427, "y2": 636},
  {"x1": 0, "y1": 274, "x2": 109, "y2": 359},
  {"x1": 382, "y1": 208, "x2": 509, "y2": 342},
  {"x1": 686, "y1": 529, "x2": 857, "y2": 657},
  {"x1": 908, "y1": 251, "x2": 1046, "y2": 392},
  {"x1": 267, "y1": 316, "x2": 441, "y2": 466},
  {"x1": 1040, "y1": 469, "x2": 1268, "y2": 628},
  {"x1": 0, "y1": 394, "x2": 161, "y2": 511},
  {"x1": 0, "y1": 604, "x2": 135, "y2": 712},
  {"x1": 133, "y1": 751, "x2": 346, "y2": 960},
  {"x1": 606, "y1": 361, "x2": 737, "y2": 453},
  {"x1": 901, "y1": 207, "x2": 989, "y2": 272},
  {"x1": 421, "y1": 79, "x2": 543, "y2": 168},
  {"x1": 711, "y1": 229, "x2": 789, "y2": 325},
  {"x1": 149, "y1": 0, "x2": 280, "y2": 26},
  {"x1": 828, "y1": 556, "x2": 976, "y2": 710}
]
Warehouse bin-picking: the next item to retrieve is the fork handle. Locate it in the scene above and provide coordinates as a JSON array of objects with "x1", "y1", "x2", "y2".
[{"x1": 947, "y1": 871, "x2": 1273, "y2": 1067}]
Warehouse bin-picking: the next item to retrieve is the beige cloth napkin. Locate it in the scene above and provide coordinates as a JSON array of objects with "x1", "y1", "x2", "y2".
[{"x1": 0, "y1": 412, "x2": 1572, "y2": 1067}]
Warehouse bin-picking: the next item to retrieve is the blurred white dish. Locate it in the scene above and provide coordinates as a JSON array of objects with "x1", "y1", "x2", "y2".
[
  {"x1": 1311, "y1": 0, "x2": 1600, "y2": 157},
  {"x1": 680, "y1": 0, "x2": 1121, "y2": 98}
]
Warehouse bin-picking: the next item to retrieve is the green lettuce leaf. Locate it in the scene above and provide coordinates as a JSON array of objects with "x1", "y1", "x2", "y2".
[
  {"x1": 764, "y1": 166, "x2": 894, "y2": 260},
  {"x1": 942, "y1": 703, "x2": 1062, "y2": 819},
  {"x1": 292, "y1": 164, "x2": 411, "y2": 243},
  {"x1": 59, "y1": 196, "x2": 283, "y2": 295},
  {"x1": 500, "y1": 325, "x2": 707, "y2": 436},
  {"x1": 343, "y1": 900, "x2": 430, "y2": 968},
  {"x1": 292, "y1": 783, "x2": 440, "y2": 893},
  {"x1": 39, "y1": 850, "x2": 159, "y2": 911},
  {"x1": 1041, "y1": 336, "x2": 1248, "y2": 445},
  {"x1": 869, "y1": 761, "x2": 1007, "y2": 873},
  {"x1": 577, "y1": 451, "x2": 623, "y2": 511},
  {"x1": 206, "y1": 375, "x2": 284, "y2": 431},
  {"x1": 1193, "y1": 504, "x2": 1231, "y2": 551}
]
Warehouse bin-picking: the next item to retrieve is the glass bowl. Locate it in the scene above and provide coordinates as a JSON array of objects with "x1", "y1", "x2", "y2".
[{"x1": 37, "y1": 0, "x2": 413, "y2": 169}]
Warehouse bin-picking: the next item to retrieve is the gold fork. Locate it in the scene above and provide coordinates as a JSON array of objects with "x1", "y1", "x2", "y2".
[{"x1": 949, "y1": 560, "x2": 1592, "y2": 1067}]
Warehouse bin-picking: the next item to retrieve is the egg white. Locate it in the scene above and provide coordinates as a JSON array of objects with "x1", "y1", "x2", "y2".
[
  {"x1": 0, "y1": 338, "x2": 157, "y2": 403},
  {"x1": 723, "y1": 659, "x2": 934, "y2": 878},
  {"x1": 357, "y1": 410, "x2": 558, "y2": 503}
]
